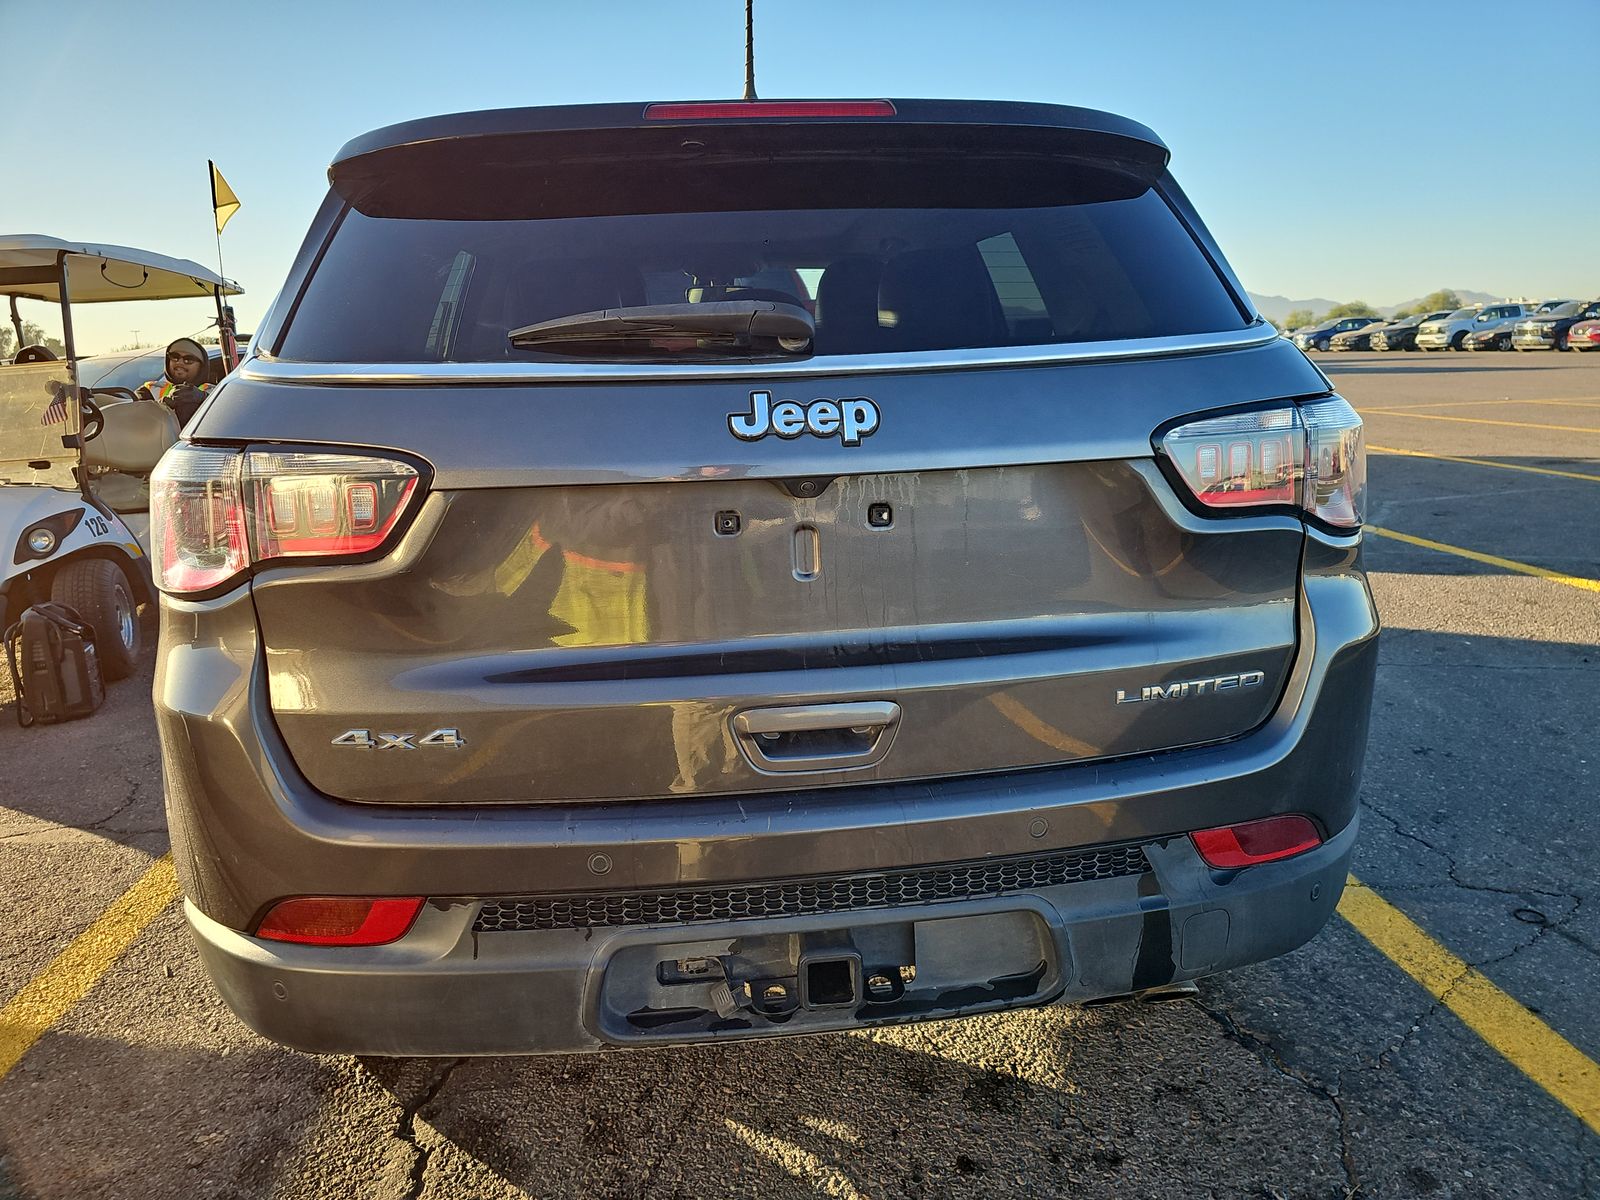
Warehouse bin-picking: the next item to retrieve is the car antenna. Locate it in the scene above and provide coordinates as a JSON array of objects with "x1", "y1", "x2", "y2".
[{"x1": 743, "y1": 0, "x2": 757, "y2": 100}]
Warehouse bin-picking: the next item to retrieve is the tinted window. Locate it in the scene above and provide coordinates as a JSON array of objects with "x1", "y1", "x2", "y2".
[{"x1": 278, "y1": 190, "x2": 1247, "y2": 362}]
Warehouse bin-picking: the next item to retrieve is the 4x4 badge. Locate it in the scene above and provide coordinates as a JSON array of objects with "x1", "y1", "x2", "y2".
[
  {"x1": 332, "y1": 728, "x2": 466, "y2": 749},
  {"x1": 728, "y1": 390, "x2": 880, "y2": 447}
]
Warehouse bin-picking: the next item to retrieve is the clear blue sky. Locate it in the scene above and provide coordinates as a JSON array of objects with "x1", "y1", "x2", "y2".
[{"x1": 12, "y1": 0, "x2": 1598, "y2": 353}]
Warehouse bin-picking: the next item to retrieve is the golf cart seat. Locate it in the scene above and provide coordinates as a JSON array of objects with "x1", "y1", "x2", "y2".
[{"x1": 86, "y1": 400, "x2": 178, "y2": 513}]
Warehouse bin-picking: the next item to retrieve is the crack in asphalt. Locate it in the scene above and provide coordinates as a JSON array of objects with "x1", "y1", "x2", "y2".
[
  {"x1": 1358, "y1": 796, "x2": 1596, "y2": 1066},
  {"x1": 0, "y1": 774, "x2": 158, "y2": 845},
  {"x1": 391, "y1": 1058, "x2": 465, "y2": 1200},
  {"x1": 1361, "y1": 797, "x2": 1584, "y2": 908},
  {"x1": 1374, "y1": 902, "x2": 1568, "y2": 1071},
  {"x1": 1195, "y1": 1000, "x2": 1362, "y2": 1197},
  {"x1": 1195, "y1": 796, "x2": 1598, "y2": 1197},
  {"x1": 81, "y1": 775, "x2": 154, "y2": 834},
  {"x1": 1578, "y1": 1118, "x2": 1596, "y2": 1197},
  {"x1": 634, "y1": 1083, "x2": 712, "y2": 1198}
]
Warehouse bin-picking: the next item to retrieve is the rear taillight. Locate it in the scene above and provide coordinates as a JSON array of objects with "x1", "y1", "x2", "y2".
[
  {"x1": 1158, "y1": 397, "x2": 1365, "y2": 531},
  {"x1": 255, "y1": 896, "x2": 424, "y2": 946},
  {"x1": 149, "y1": 447, "x2": 249, "y2": 594},
  {"x1": 246, "y1": 451, "x2": 418, "y2": 560},
  {"x1": 1191, "y1": 815, "x2": 1322, "y2": 869},
  {"x1": 150, "y1": 445, "x2": 422, "y2": 596}
]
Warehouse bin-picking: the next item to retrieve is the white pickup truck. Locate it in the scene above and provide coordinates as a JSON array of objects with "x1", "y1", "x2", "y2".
[{"x1": 1416, "y1": 303, "x2": 1535, "y2": 351}]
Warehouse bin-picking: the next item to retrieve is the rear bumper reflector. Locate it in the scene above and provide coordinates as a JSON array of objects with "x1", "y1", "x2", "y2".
[
  {"x1": 256, "y1": 896, "x2": 424, "y2": 946},
  {"x1": 1191, "y1": 815, "x2": 1322, "y2": 869}
]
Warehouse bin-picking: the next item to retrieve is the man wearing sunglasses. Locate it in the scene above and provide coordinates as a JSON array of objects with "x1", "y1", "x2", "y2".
[{"x1": 135, "y1": 336, "x2": 212, "y2": 428}]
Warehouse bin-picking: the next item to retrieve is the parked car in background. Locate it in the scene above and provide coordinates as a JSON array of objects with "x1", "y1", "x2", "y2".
[
  {"x1": 1417, "y1": 303, "x2": 1534, "y2": 351},
  {"x1": 1568, "y1": 319, "x2": 1600, "y2": 352},
  {"x1": 1513, "y1": 300, "x2": 1600, "y2": 351},
  {"x1": 1370, "y1": 311, "x2": 1451, "y2": 352},
  {"x1": 1328, "y1": 321, "x2": 1386, "y2": 351},
  {"x1": 1293, "y1": 316, "x2": 1382, "y2": 352},
  {"x1": 1465, "y1": 323, "x2": 1518, "y2": 351}
]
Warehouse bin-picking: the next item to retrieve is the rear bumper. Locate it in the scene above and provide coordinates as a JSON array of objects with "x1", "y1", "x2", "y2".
[
  {"x1": 158, "y1": 534, "x2": 1378, "y2": 1053},
  {"x1": 187, "y1": 816, "x2": 1357, "y2": 1056}
]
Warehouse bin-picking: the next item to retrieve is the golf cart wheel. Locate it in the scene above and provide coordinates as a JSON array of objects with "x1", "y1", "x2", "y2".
[{"x1": 51, "y1": 558, "x2": 140, "y2": 681}]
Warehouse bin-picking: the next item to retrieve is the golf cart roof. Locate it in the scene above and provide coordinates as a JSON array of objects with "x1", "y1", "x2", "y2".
[{"x1": 0, "y1": 235, "x2": 242, "y2": 303}]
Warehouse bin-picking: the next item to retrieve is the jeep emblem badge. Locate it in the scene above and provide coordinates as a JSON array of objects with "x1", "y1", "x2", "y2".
[{"x1": 728, "y1": 390, "x2": 880, "y2": 447}]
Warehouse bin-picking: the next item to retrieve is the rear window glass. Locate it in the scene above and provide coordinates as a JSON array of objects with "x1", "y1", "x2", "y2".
[{"x1": 278, "y1": 190, "x2": 1247, "y2": 363}]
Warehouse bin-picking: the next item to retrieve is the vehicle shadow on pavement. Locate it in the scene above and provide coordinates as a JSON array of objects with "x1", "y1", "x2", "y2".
[
  {"x1": 0, "y1": 1032, "x2": 345, "y2": 1200},
  {"x1": 351, "y1": 1002, "x2": 1352, "y2": 1200},
  {"x1": 1366, "y1": 454, "x2": 1600, "y2": 580}
]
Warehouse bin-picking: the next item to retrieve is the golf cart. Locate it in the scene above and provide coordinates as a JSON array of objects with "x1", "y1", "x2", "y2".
[{"x1": 1, "y1": 235, "x2": 241, "y2": 679}]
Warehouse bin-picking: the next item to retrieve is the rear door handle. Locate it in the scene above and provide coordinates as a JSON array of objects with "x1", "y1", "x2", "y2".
[{"x1": 732, "y1": 701, "x2": 901, "y2": 772}]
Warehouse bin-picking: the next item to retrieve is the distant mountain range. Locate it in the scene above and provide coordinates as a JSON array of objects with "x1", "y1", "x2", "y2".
[{"x1": 1246, "y1": 290, "x2": 1501, "y2": 322}]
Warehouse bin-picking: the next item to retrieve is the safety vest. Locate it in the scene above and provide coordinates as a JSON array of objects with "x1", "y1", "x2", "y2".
[{"x1": 140, "y1": 379, "x2": 212, "y2": 404}]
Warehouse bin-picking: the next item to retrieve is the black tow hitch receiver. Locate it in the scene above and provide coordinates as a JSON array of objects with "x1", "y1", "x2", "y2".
[{"x1": 799, "y1": 951, "x2": 862, "y2": 1009}]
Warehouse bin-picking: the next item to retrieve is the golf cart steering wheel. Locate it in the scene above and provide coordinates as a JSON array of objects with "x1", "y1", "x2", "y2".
[{"x1": 77, "y1": 394, "x2": 106, "y2": 442}]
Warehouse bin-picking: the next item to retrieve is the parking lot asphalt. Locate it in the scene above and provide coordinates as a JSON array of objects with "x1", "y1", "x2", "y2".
[{"x1": 0, "y1": 349, "x2": 1597, "y2": 1199}]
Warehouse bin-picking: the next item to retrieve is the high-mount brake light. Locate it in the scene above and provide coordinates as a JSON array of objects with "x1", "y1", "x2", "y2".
[
  {"x1": 150, "y1": 445, "x2": 421, "y2": 596},
  {"x1": 256, "y1": 897, "x2": 424, "y2": 946},
  {"x1": 1158, "y1": 397, "x2": 1365, "y2": 530},
  {"x1": 1191, "y1": 815, "x2": 1323, "y2": 869},
  {"x1": 644, "y1": 100, "x2": 897, "y2": 120}
]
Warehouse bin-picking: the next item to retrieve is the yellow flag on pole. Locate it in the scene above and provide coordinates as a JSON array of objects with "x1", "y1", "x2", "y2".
[{"x1": 209, "y1": 161, "x2": 241, "y2": 234}]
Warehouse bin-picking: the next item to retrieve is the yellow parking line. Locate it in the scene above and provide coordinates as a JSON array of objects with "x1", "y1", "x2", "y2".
[
  {"x1": 1366, "y1": 526, "x2": 1600, "y2": 593},
  {"x1": 1340, "y1": 876, "x2": 1600, "y2": 1134},
  {"x1": 0, "y1": 857, "x2": 179, "y2": 1082},
  {"x1": 1361, "y1": 409, "x2": 1600, "y2": 434},
  {"x1": 1368, "y1": 445, "x2": 1600, "y2": 485},
  {"x1": 1367, "y1": 398, "x2": 1600, "y2": 412}
]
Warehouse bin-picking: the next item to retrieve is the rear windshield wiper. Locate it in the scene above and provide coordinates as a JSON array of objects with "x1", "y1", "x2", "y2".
[{"x1": 508, "y1": 300, "x2": 814, "y2": 358}]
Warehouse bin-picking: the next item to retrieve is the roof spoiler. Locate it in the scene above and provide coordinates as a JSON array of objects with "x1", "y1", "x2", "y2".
[{"x1": 329, "y1": 99, "x2": 1172, "y2": 221}]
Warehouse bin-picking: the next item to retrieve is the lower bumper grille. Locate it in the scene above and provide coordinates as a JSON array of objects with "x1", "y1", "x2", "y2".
[{"x1": 473, "y1": 843, "x2": 1150, "y2": 932}]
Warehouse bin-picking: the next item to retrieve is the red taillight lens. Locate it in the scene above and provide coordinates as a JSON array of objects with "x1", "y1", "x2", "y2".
[
  {"x1": 1158, "y1": 397, "x2": 1365, "y2": 530},
  {"x1": 256, "y1": 897, "x2": 424, "y2": 946},
  {"x1": 1191, "y1": 815, "x2": 1322, "y2": 869},
  {"x1": 246, "y1": 451, "x2": 418, "y2": 561},
  {"x1": 150, "y1": 445, "x2": 422, "y2": 595},
  {"x1": 644, "y1": 100, "x2": 896, "y2": 120}
]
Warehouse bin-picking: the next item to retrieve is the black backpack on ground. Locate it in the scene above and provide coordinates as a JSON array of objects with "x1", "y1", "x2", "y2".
[{"x1": 3, "y1": 602, "x2": 105, "y2": 727}]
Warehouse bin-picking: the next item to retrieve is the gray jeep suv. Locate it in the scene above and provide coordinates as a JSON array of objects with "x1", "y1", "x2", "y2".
[{"x1": 151, "y1": 99, "x2": 1378, "y2": 1055}]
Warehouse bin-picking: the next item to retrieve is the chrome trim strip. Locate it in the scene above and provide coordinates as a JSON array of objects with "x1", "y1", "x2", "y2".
[{"x1": 241, "y1": 323, "x2": 1281, "y2": 385}]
